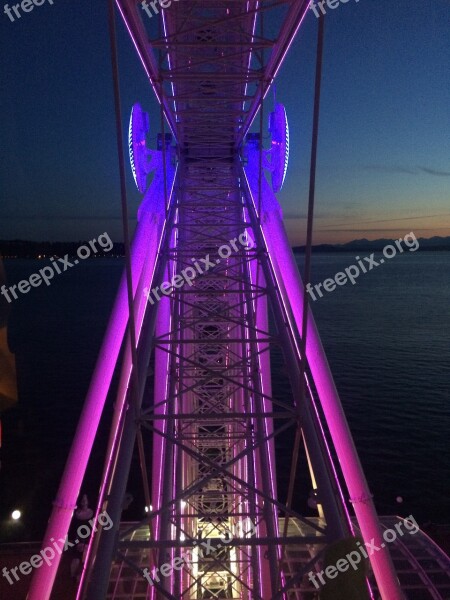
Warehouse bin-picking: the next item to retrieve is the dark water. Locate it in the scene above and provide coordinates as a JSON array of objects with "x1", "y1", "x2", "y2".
[
  {"x1": 296, "y1": 250, "x2": 450, "y2": 523},
  {"x1": 0, "y1": 251, "x2": 449, "y2": 542}
]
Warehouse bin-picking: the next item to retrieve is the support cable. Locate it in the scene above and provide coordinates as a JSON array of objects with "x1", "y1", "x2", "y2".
[
  {"x1": 93, "y1": 0, "x2": 154, "y2": 574},
  {"x1": 257, "y1": 6, "x2": 265, "y2": 220},
  {"x1": 108, "y1": 0, "x2": 140, "y2": 417},
  {"x1": 79, "y1": 5, "x2": 160, "y2": 595},
  {"x1": 159, "y1": 13, "x2": 169, "y2": 218},
  {"x1": 277, "y1": 10, "x2": 325, "y2": 593}
]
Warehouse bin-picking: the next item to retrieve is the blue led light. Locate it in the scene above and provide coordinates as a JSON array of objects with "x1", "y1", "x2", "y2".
[
  {"x1": 128, "y1": 103, "x2": 150, "y2": 194},
  {"x1": 268, "y1": 103, "x2": 289, "y2": 193}
]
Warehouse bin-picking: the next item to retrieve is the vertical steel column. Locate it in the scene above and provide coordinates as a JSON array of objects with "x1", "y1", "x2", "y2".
[
  {"x1": 84, "y1": 222, "x2": 173, "y2": 600},
  {"x1": 27, "y1": 156, "x2": 173, "y2": 600},
  {"x1": 244, "y1": 149, "x2": 351, "y2": 541},
  {"x1": 244, "y1": 149, "x2": 404, "y2": 600},
  {"x1": 247, "y1": 229, "x2": 275, "y2": 597},
  {"x1": 151, "y1": 276, "x2": 172, "y2": 599}
]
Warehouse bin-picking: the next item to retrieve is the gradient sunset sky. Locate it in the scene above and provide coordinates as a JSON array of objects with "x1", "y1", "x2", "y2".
[{"x1": 0, "y1": 0, "x2": 448, "y2": 245}]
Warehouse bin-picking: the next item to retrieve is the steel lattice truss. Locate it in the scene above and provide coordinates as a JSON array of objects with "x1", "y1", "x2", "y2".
[
  {"x1": 100, "y1": 156, "x2": 349, "y2": 600},
  {"x1": 146, "y1": 161, "x2": 281, "y2": 598},
  {"x1": 116, "y1": 0, "x2": 310, "y2": 152},
  {"x1": 79, "y1": 1, "x2": 350, "y2": 599}
]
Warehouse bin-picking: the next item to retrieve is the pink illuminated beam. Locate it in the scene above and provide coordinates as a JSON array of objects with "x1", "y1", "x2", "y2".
[
  {"x1": 76, "y1": 162, "x2": 178, "y2": 600},
  {"x1": 115, "y1": 0, "x2": 178, "y2": 140},
  {"x1": 237, "y1": 0, "x2": 311, "y2": 145},
  {"x1": 249, "y1": 254, "x2": 279, "y2": 598},
  {"x1": 244, "y1": 149, "x2": 404, "y2": 600},
  {"x1": 27, "y1": 153, "x2": 176, "y2": 600}
]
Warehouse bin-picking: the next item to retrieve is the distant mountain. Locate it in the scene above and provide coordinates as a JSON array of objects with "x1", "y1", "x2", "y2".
[
  {"x1": 293, "y1": 236, "x2": 450, "y2": 253},
  {"x1": 1, "y1": 236, "x2": 449, "y2": 258},
  {"x1": 0, "y1": 240, "x2": 124, "y2": 259}
]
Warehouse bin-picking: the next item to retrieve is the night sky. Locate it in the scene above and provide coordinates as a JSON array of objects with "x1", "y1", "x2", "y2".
[{"x1": 0, "y1": 0, "x2": 449, "y2": 245}]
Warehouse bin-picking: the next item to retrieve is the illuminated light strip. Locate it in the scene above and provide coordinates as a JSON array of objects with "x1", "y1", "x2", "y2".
[
  {"x1": 115, "y1": 0, "x2": 178, "y2": 142},
  {"x1": 244, "y1": 174, "x2": 349, "y2": 600},
  {"x1": 269, "y1": 103, "x2": 289, "y2": 193},
  {"x1": 76, "y1": 160, "x2": 179, "y2": 600},
  {"x1": 168, "y1": 221, "x2": 179, "y2": 598},
  {"x1": 29, "y1": 207, "x2": 163, "y2": 600},
  {"x1": 116, "y1": 2, "x2": 156, "y2": 94},
  {"x1": 243, "y1": 168, "x2": 309, "y2": 597},
  {"x1": 77, "y1": 225, "x2": 161, "y2": 600},
  {"x1": 243, "y1": 1, "x2": 259, "y2": 114},
  {"x1": 128, "y1": 103, "x2": 150, "y2": 193},
  {"x1": 162, "y1": 10, "x2": 177, "y2": 120},
  {"x1": 242, "y1": 161, "x2": 352, "y2": 540},
  {"x1": 283, "y1": 106, "x2": 289, "y2": 186},
  {"x1": 241, "y1": 203, "x2": 266, "y2": 598},
  {"x1": 128, "y1": 109, "x2": 137, "y2": 187},
  {"x1": 240, "y1": 2, "x2": 310, "y2": 142},
  {"x1": 243, "y1": 155, "x2": 402, "y2": 599},
  {"x1": 246, "y1": 220, "x2": 279, "y2": 595},
  {"x1": 152, "y1": 210, "x2": 179, "y2": 595},
  {"x1": 242, "y1": 160, "x2": 351, "y2": 523}
]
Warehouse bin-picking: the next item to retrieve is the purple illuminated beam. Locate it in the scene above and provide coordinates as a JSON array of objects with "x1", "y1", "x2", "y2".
[
  {"x1": 237, "y1": 0, "x2": 310, "y2": 146},
  {"x1": 244, "y1": 149, "x2": 404, "y2": 600},
  {"x1": 115, "y1": 0, "x2": 178, "y2": 141},
  {"x1": 27, "y1": 153, "x2": 176, "y2": 600},
  {"x1": 249, "y1": 243, "x2": 277, "y2": 598},
  {"x1": 76, "y1": 160, "x2": 178, "y2": 600}
]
